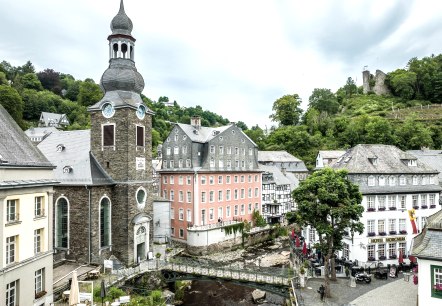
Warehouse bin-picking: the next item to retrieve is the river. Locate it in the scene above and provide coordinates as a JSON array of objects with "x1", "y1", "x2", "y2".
[{"x1": 181, "y1": 238, "x2": 290, "y2": 306}]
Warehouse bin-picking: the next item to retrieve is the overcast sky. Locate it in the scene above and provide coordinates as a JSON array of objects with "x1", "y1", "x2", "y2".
[{"x1": 0, "y1": 0, "x2": 441, "y2": 128}]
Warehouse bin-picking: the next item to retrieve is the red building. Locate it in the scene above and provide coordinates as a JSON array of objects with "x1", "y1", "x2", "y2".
[{"x1": 160, "y1": 117, "x2": 261, "y2": 242}]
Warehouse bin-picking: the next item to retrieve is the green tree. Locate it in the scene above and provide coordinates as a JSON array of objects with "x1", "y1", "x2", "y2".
[
  {"x1": 0, "y1": 85, "x2": 25, "y2": 128},
  {"x1": 20, "y1": 73, "x2": 43, "y2": 91},
  {"x1": 292, "y1": 168, "x2": 364, "y2": 297},
  {"x1": 77, "y1": 78, "x2": 103, "y2": 106},
  {"x1": 269, "y1": 94, "x2": 303, "y2": 126},
  {"x1": 0, "y1": 71, "x2": 7, "y2": 85},
  {"x1": 244, "y1": 125, "x2": 267, "y2": 150},
  {"x1": 236, "y1": 120, "x2": 248, "y2": 131},
  {"x1": 365, "y1": 117, "x2": 395, "y2": 144},
  {"x1": 343, "y1": 77, "x2": 357, "y2": 98},
  {"x1": 394, "y1": 116, "x2": 433, "y2": 149},
  {"x1": 387, "y1": 69, "x2": 417, "y2": 100},
  {"x1": 308, "y1": 88, "x2": 340, "y2": 114}
]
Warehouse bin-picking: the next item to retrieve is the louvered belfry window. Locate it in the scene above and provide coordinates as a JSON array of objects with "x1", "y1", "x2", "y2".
[
  {"x1": 136, "y1": 126, "x2": 144, "y2": 146},
  {"x1": 103, "y1": 125, "x2": 115, "y2": 146}
]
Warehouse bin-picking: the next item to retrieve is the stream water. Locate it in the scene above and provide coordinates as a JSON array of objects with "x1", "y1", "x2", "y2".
[{"x1": 181, "y1": 239, "x2": 290, "y2": 306}]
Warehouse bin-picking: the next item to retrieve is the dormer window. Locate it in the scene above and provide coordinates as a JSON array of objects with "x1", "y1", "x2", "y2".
[
  {"x1": 408, "y1": 159, "x2": 417, "y2": 167},
  {"x1": 368, "y1": 157, "x2": 378, "y2": 165},
  {"x1": 368, "y1": 176, "x2": 375, "y2": 187},
  {"x1": 56, "y1": 144, "x2": 65, "y2": 152},
  {"x1": 63, "y1": 166, "x2": 73, "y2": 173}
]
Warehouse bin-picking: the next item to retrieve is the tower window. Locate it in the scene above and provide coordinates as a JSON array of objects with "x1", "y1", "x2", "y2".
[
  {"x1": 136, "y1": 126, "x2": 145, "y2": 147},
  {"x1": 121, "y1": 43, "x2": 128, "y2": 58},
  {"x1": 113, "y1": 43, "x2": 118, "y2": 58},
  {"x1": 103, "y1": 124, "x2": 115, "y2": 147}
]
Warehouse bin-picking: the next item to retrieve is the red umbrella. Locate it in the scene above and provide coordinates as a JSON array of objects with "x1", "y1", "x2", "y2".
[
  {"x1": 409, "y1": 255, "x2": 416, "y2": 263},
  {"x1": 398, "y1": 251, "x2": 404, "y2": 264},
  {"x1": 295, "y1": 236, "x2": 301, "y2": 248},
  {"x1": 302, "y1": 241, "x2": 308, "y2": 255}
]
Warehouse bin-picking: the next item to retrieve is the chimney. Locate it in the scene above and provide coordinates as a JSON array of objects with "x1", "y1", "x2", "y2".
[{"x1": 191, "y1": 116, "x2": 201, "y2": 129}]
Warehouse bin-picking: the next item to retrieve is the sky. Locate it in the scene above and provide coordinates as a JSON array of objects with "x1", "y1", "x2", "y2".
[{"x1": 0, "y1": 0, "x2": 441, "y2": 129}]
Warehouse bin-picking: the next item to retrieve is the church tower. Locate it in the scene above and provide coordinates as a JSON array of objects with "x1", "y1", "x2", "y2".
[{"x1": 88, "y1": 0, "x2": 154, "y2": 265}]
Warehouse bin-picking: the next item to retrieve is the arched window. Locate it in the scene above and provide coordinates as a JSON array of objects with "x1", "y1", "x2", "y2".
[
  {"x1": 100, "y1": 197, "x2": 111, "y2": 248},
  {"x1": 56, "y1": 197, "x2": 69, "y2": 249},
  {"x1": 113, "y1": 43, "x2": 118, "y2": 58},
  {"x1": 121, "y1": 43, "x2": 128, "y2": 58}
]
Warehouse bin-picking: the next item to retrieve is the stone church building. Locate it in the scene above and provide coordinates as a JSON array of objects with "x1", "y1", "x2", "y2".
[{"x1": 38, "y1": 0, "x2": 154, "y2": 266}]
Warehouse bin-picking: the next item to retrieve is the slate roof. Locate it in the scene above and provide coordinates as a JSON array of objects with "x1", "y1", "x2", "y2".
[
  {"x1": 258, "y1": 151, "x2": 302, "y2": 163},
  {"x1": 258, "y1": 151, "x2": 308, "y2": 172},
  {"x1": 359, "y1": 184, "x2": 442, "y2": 195},
  {"x1": 259, "y1": 164, "x2": 299, "y2": 190},
  {"x1": 332, "y1": 144, "x2": 439, "y2": 174},
  {"x1": 176, "y1": 123, "x2": 232, "y2": 143},
  {"x1": 408, "y1": 150, "x2": 442, "y2": 180},
  {"x1": 37, "y1": 130, "x2": 114, "y2": 185},
  {"x1": 0, "y1": 105, "x2": 53, "y2": 168},
  {"x1": 0, "y1": 179, "x2": 59, "y2": 189},
  {"x1": 319, "y1": 150, "x2": 346, "y2": 159},
  {"x1": 39, "y1": 112, "x2": 69, "y2": 127},
  {"x1": 25, "y1": 126, "x2": 59, "y2": 139},
  {"x1": 412, "y1": 209, "x2": 442, "y2": 261}
]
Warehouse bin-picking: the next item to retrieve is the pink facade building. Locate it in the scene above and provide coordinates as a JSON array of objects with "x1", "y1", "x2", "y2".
[{"x1": 160, "y1": 118, "x2": 261, "y2": 242}]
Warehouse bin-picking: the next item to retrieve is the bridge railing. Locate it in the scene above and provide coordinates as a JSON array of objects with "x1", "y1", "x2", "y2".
[{"x1": 165, "y1": 260, "x2": 290, "y2": 286}]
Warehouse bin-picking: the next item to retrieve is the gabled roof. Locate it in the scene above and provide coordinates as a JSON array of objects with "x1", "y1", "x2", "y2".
[
  {"x1": 37, "y1": 130, "x2": 114, "y2": 185},
  {"x1": 408, "y1": 150, "x2": 442, "y2": 180},
  {"x1": 176, "y1": 123, "x2": 231, "y2": 143},
  {"x1": 318, "y1": 150, "x2": 346, "y2": 159},
  {"x1": 39, "y1": 112, "x2": 69, "y2": 127},
  {"x1": 332, "y1": 144, "x2": 438, "y2": 174},
  {"x1": 258, "y1": 151, "x2": 302, "y2": 163},
  {"x1": 25, "y1": 126, "x2": 59, "y2": 138},
  {"x1": 0, "y1": 106, "x2": 53, "y2": 168},
  {"x1": 259, "y1": 164, "x2": 299, "y2": 189},
  {"x1": 412, "y1": 209, "x2": 442, "y2": 261}
]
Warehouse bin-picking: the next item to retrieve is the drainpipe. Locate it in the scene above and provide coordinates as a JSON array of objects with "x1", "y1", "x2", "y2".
[{"x1": 85, "y1": 185, "x2": 91, "y2": 264}]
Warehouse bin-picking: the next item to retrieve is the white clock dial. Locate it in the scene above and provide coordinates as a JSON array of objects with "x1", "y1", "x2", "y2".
[{"x1": 102, "y1": 103, "x2": 115, "y2": 118}]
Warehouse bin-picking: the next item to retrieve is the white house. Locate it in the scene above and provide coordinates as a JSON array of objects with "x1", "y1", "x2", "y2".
[
  {"x1": 315, "y1": 150, "x2": 345, "y2": 169},
  {"x1": 332, "y1": 144, "x2": 441, "y2": 266},
  {"x1": 412, "y1": 209, "x2": 442, "y2": 305}
]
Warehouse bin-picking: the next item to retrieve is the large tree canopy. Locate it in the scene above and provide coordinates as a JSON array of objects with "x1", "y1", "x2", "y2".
[
  {"x1": 0, "y1": 85, "x2": 25, "y2": 129},
  {"x1": 308, "y1": 88, "x2": 340, "y2": 115},
  {"x1": 292, "y1": 168, "x2": 364, "y2": 297},
  {"x1": 269, "y1": 94, "x2": 303, "y2": 126}
]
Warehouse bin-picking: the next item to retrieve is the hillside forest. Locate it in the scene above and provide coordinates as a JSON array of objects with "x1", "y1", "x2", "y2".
[{"x1": 1, "y1": 54, "x2": 442, "y2": 169}]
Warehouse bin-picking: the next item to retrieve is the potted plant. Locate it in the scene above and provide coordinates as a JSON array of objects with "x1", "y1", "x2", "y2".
[
  {"x1": 433, "y1": 284, "x2": 442, "y2": 291},
  {"x1": 345, "y1": 266, "x2": 350, "y2": 278},
  {"x1": 299, "y1": 266, "x2": 306, "y2": 288},
  {"x1": 379, "y1": 255, "x2": 387, "y2": 260},
  {"x1": 399, "y1": 230, "x2": 407, "y2": 234},
  {"x1": 390, "y1": 255, "x2": 397, "y2": 259},
  {"x1": 379, "y1": 207, "x2": 386, "y2": 211},
  {"x1": 367, "y1": 207, "x2": 375, "y2": 212},
  {"x1": 368, "y1": 232, "x2": 376, "y2": 237},
  {"x1": 430, "y1": 204, "x2": 437, "y2": 209},
  {"x1": 413, "y1": 206, "x2": 419, "y2": 210},
  {"x1": 367, "y1": 256, "x2": 375, "y2": 262},
  {"x1": 379, "y1": 232, "x2": 387, "y2": 236},
  {"x1": 389, "y1": 207, "x2": 397, "y2": 210},
  {"x1": 389, "y1": 230, "x2": 397, "y2": 235},
  {"x1": 421, "y1": 205, "x2": 428, "y2": 209}
]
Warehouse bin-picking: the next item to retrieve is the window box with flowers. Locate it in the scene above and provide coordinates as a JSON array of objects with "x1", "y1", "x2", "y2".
[
  {"x1": 379, "y1": 232, "x2": 387, "y2": 236},
  {"x1": 430, "y1": 204, "x2": 437, "y2": 209},
  {"x1": 367, "y1": 208, "x2": 376, "y2": 212},
  {"x1": 413, "y1": 206, "x2": 419, "y2": 210},
  {"x1": 368, "y1": 256, "x2": 376, "y2": 262},
  {"x1": 389, "y1": 207, "x2": 397, "y2": 211},
  {"x1": 433, "y1": 284, "x2": 442, "y2": 291},
  {"x1": 421, "y1": 205, "x2": 428, "y2": 209},
  {"x1": 399, "y1": 230, "x2": 407, "y2": 234},
  {"x1": 389, "y1": 230, "x2": 397, "y2": 235},
  {"x1": 431, "y1": 265, "x2": 442, "y2": 298},
  {"x1": 368, "y1": 232, "x2": 376, "y2": 237},
  {"x1": 378, "y1": 207, "x2": 386, "y2": 211},
  {"x1": 379, "y1": 256, "x2": 387, "y2": 260},
  {"x1": 390, "y1": 255, "x2": 397, "y2": 259}
]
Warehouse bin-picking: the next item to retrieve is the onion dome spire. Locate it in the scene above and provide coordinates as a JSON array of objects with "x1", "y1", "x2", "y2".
[{"x1": 110, "y1": 0, "x2": 133, "y2": 36}]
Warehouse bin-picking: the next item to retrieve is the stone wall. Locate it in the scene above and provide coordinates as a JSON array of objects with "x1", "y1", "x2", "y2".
[
  {"x1": 186, "y1": 227, "x2": 272, "y2": 255},
  {"x1": 362, "y1": 69, "x2": 391, "y2": 96}
]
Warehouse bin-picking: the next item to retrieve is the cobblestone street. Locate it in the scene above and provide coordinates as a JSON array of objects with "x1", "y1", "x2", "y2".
[{"x1": 298, "y1": 274, "x2": 417, "y2": 306}]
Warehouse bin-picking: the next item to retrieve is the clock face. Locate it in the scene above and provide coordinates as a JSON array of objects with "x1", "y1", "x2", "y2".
[
  {"x1": 102, "y1": 103, "x2": 115, "y2": 118},
  {"x1": 136, "y1": 105, "x2": 146, "y2": 120}
]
